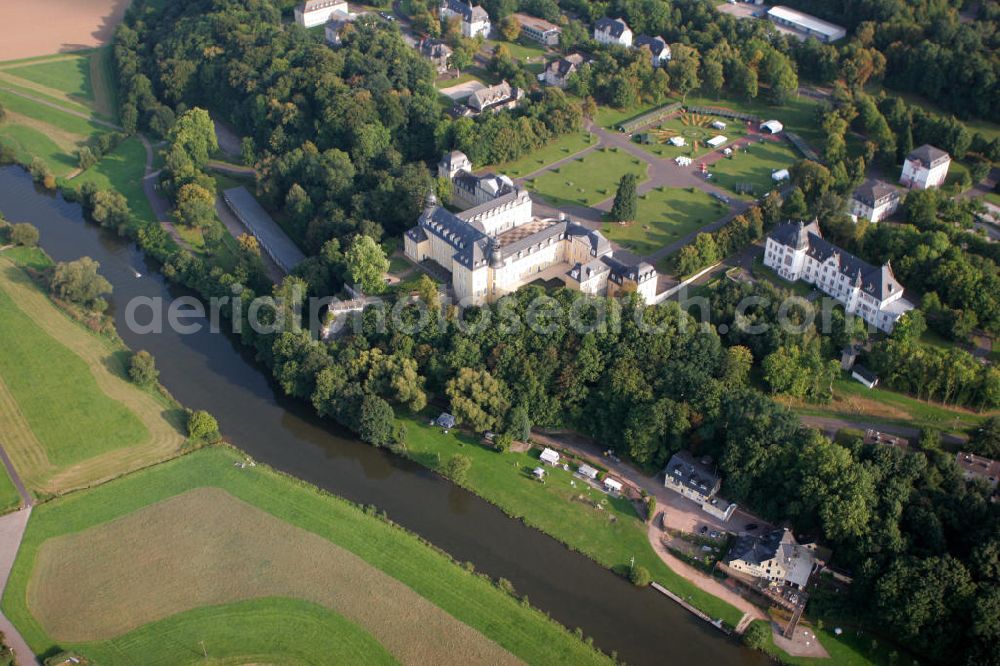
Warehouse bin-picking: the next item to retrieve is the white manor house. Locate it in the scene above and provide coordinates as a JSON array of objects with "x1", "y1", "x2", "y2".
[
  {"x1": 764, "y1": 220, "x2": 914, "y2": 333},
  {"x1": 404, "y1": 151, "x2": 658, "y2": 305}
]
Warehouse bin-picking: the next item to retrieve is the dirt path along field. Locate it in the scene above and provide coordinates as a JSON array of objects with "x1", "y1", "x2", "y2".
[{"x1": 28, "y1": 488, "x2": 523, "y2": 666}]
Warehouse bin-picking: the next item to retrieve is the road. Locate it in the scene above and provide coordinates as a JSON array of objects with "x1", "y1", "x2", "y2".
[
  {"x1": 0, "y1": 442, "x2": 35, "y2": 666},
  {"x1": 800, "y1": 415, "x2": 968, "y2": 445}
]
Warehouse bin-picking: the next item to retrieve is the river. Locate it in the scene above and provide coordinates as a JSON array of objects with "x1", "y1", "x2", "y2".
[{"x1": 0, "y1": 166, "x2": 766, "y2": 666}]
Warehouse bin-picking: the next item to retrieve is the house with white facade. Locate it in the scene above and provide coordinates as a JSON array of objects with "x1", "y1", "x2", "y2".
[
  {"x1": 441, "y1": 0, "x2": 491, "y2": 38},
  {"x1": 724, "y1": 529, "x2": 820, "y2": 590},
  {"x1": 766, "y1": 6, "x2": 846, "y2": 43},
  {"x1": 295, "y1": 0, "x2": 349, "y2": 28},
  {"x1": 763, "y1": 220, "x2": 914, "y2": 332},
  {"x1": 542, "y1": 54, "x2": 585, "y2": 88},
  {"x1": 594, "y1": 17, "x2": 633, "y2": 47},
  {"x1": 900, "y1": 144, "x2": 951, "y2": 190},
  {"x1": 663, "y1": 451, "x2": 737, "y2": 522},
  {"x1": 849, "y1": 179, "x2": 900, "y2": 223},
  {"x1": 633, "y1": 35, "x2": 671, "y2": 67},
  {"x1": 405, "y1": 152, "x2": 658, "y2": 305}
]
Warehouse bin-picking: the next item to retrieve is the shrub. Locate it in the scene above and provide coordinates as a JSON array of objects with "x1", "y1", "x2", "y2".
[
  {"x1": 187, "y1": 409, "x2": 220, "y2": 442},
  {"x1": 742, "y1": 621, "x2": 771, "y2": 649},
  {"x1": 10, "y1": 223, "x2": 39, "y2": 247},
  {"x1": 629, "y1": 565, "x2": 651, "y2": 587},
  {"x1": 444, "y1": 454, "x2": 472, "y2": 484},
  {"x1": 128, "y1": 350, "x2": 159, "y2": 388}
]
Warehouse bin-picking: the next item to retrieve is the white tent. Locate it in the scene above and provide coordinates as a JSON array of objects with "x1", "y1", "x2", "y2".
[
  {"x1": 674, "y1": 156, "x2": 692, "y2": 166},
  {"x1": 669, "y1": 136, "x2": 686, "y2": 147},
  {"x1": 772, "y1": 168, "x2": 790, "y2": 182},
  {"x1": 707, "y1": 135, "x2": 727, "y2": 148},
  {"x1": 761, "y1": 119, "x2": 784, "y2": 134},
  {"x1": 540, "y1": 447, "x2": 560, "y2": 465},
  {"x1": 711, "y1": 120, "x2": 727, "y2": 130},
  {"x1": 603, "y1": 477, "x2": 624, "y2": 493}
]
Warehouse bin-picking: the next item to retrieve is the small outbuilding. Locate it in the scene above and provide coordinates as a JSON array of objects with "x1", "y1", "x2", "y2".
[
  {"x1": 532, "y1": 467, "x2": 546, "y2": 479},
  {"x1": 707, "y1": 135, "x2": 728, "y2": 148},
  {"x1": 669, "y1": 136, "x2": 686, "y2": 147},
  {"x1": 771, "y1": 168, "x2": 790, "y2": 182},
  {"x1": 711, "y1": 120, "x2": 727, "y2": 130},
  {"x1": 603, "y1": 477, "x2": 624, "y2": 493},
  {"x1": 436, "y1": 412, "x2": 457, "y2": 429},
  {"x1": 540, "y1": 447, "x2": 561, "y2": 466},
  {"x1": 761, "y1": 120, "x2": 784, "y2": 134},
  {"x1": 851, "y1": 365, "x2": 879, "y2": 389},
  {"x1": 577, "y1": 463, "x2": 599, "y2": 480}
]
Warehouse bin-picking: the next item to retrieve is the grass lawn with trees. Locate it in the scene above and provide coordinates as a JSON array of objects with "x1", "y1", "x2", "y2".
[
  {"x1": 708, "y1": 140, "x2": 799, "y2": 199},
  {"x1": 0, "y1": 256, "x2": 186, "y2": 496},
  {"x1": 401, "y1": 416, "x2": 745, "y2": 629},
  {"x1": 526, "y1": 147, "x2": 648, "y2": 208},
  {"x1": 2, "y1": 446, "x2": 611, "y2": 666},
  {"x1": 488, "y1": 131, "x2": 595, "y2": 178},
  {"x1": 70, "y1": 136, "x2": 152, "y2": 221},
  {"x1": 603, "y1": 186, "x2": 724, "y2": 256}
]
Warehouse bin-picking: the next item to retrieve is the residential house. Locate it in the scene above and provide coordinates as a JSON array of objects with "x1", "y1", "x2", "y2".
[
  {"x1": 763, "y1": 220, "x2": 914, "y2": 332},
  {"x1": 604, "y1": 477, "x2": 624, "y2": 494},
  {"x1": 724, "y1": 528, "x2": 820, "y2": 589},
  {"x1": 955, "y1": 452, "x2": 1000, "y2": 492},
  {"x1": 634, "y1": 35, "x2": 671, "y2": 67},
  {"x1": 405, "y1": 153, "x2": 658, "y2": 305},
  {"x1": 576, "y1": 463, "x2": 599, "y2": 480},
  {"x1": 849, "y1": 179, "x2": 900, "y2": 223},
  {"x1": 513, "y1": 12, "x2": 561, "y2": 46},
  {"x1": 324, "y1": 11, "x2": 358, "y2": 46},
  {"x1": 766, "y1": 5, "x2": 846, "y2": 43},
  {"x1": 543, "y1": 54, "x2": 585, "y2": 88},
  {"x1": 441, "y1": 0, "x2": 491, "y2": 38},
  {"x1": 295, "y1": 0, "x2": 348, "y2": 28},
  {"x1": 594, "y1": 17, "x2": 633, "y2": 47},
  {"x1": 419, "y1": 38, "x2": 453, "y2": 74},
  {"x1": 663, "y1": 451, "x2": 737, "y2": 521},
  {"x1": 900, "y1": 144, "x2": 951, "y2": 190},
  {"x1": 465, "y1": 81, "x2": 523, "y2": 115}
]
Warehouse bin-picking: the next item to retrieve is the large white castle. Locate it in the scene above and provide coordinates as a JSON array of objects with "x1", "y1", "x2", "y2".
[
  {"x1": 764, "y1": 220, "x2": 913, "y2": 332},
  {"x1": 404, "y1": 151, "x2": 658, "y2": 305}
]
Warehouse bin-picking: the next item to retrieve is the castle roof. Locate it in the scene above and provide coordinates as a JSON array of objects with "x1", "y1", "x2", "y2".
[
  {"x1": 906, "y1": 144, "x2": 950, "y2": 168},
  {"x1": 595, "y1": 17, "x2": 630, "y2": 38},
  {"x1": 852, "y1": 179, "x2": 899, "y2": 207}
]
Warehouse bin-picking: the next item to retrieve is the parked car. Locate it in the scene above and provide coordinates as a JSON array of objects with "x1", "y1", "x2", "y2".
[{"x1": 709, "y1": 530, "x2": 719, "y2": 539}]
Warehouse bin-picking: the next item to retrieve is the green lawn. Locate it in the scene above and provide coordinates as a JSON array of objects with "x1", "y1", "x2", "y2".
[
  {"x1": 0, "y1": 89, "x2": 108, "y2": 139},
  {"x1": 633, "y1": 112, "x2": 746, "y2": 160},
  {"x1": 2, "y1": 447, "x2": 611, "y2": 665},
  {"x1": 486, "y1": 38, "x2": 549, "y2": 63},
  {"x1": 0, "y1": 273, "x2": 149, "y2": 467},
  {"x1": 594, "y1": 100, "x2": 676, "y2": 131},
  {"x1": 526, "y1": 147, "x2": 648, "y2": 207},
  {"x1": 0, "y1": 123, "x2": 79, "y2": 177},
  {"x1": 684, "y1": 92, "x2": 825, "y2": 147},
  {"x1": 751, "y1": 258, "x2": 815, "y2": 298},
  {"x1": 79, "y1": 598, "x2": 396, "y2": 666},
  {"x1": 709, "y1": 139, "x2": 799, "y2": 198},
  {"x1": 488, "y1": 131, "x2": 595, "y2": 178},
  {"x1": 0, "y1": 463, "x2": 19, "y2": 515},
  {"x1": 401, "y1": 416, "x2": 745, "y2": 629},
  {"x1": 71, "y1": 136, "x2": 152, "y2": 221},
  {"x1": 4, "y1": 55, "x2": 94, "y2": 104},
  {"x1": 0, "y1": 246, "x2": 52, "y2": 272},
  {"x1": 603, "y1": 186, "x2": 725, "y2": 256}
]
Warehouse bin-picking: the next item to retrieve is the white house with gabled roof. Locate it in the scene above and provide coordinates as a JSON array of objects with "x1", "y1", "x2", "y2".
[
  {"x1": 900, "y1": 144, "x2": 951, "y2": 190},
  {"x1": 295, "y1": 0, "x2": 348, "y2": 28},
  {"x1": 441, "y1": 0, "x2": 491, "y2": 38},
  {"x1": 594, "y1": 17, "x2": 633, "y2": 47}
]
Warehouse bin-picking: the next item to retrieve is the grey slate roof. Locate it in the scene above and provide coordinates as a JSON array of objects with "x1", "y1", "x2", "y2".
[
  {"x1": 852, "y1": 364, "x2": 878, "y2": 384},
  {"x1": 852, "y1": 179, "x2": 898, "y2": 207},
  {"x1": 665, "y1": 451, "x2": 721, "y2": 497},
  {"x1": 634, "y1": 34, "x2": 669, "y2": 56},
  {"x1": 907, "y1": 144, "x2": 950, "y2": 168},
  {"x1": 595, "y1": 17, "x2": 630, "y2": 38},
  {"x1": 419, "y1": 38, "x2": 452, "y2": 59},
  {"x1": 546, "y1": 54, "x2": 585, "y2": 78},
  {"x1": 444, "y1": 0, "x2": 489, "y2": 22},
  {"x1": 726, "y1": 529, "x2": 784, "y2": 566},
  {"x1": 769, "y1": 220, "x2": 905, "y2": 301}
]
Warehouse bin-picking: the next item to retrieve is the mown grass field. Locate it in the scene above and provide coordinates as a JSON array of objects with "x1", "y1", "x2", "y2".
[
  {"x1": 400, "y1": 416, "x2": 745, "y2": 629},
  {"x1": 708, "y1": 139, "x2": 799, "y2": 198},
  {"x1": 684, "y1": 92, "x2": 825, "y2": 147},
  {"x1": 69, "y1": 136, "x2": 152, "y2": 221},
  {"x1": 0, "y1": 463, "x2": 20, "y2": 514},
  {"x1": 0, "y1": 121, "x2": 80, "y2": 177},
  {"x1": 526, "y1": 147, "x2": 648, "y2": 207},
  {"x1": 0, "y1": 49, "x2": 116, "y2": 119},
  {"x1": 0, "y1": 257, "x2": 186, "y2": 495},
  {"x1": 3, "y1": 447, "x2": 611, "y2": 666},
  {"x1": 603, "y1": 186, "x2": 725, "y2": 256},
  {"x1": 488, "y1": 131, "x2": 596, "y2": 178}
]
